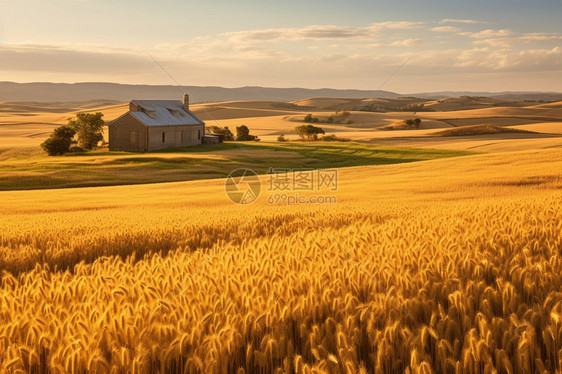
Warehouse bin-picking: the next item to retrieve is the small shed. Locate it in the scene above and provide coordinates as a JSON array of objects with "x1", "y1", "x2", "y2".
[
  {"x1": 108, "y1": 94, "x2": 205, "y2": 152},
  {"x1": 203, "y1": 134, "x2": 221, "y2": 144}
]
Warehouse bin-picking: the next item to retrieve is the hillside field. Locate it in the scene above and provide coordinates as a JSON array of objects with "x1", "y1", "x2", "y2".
[
  {"x1": 0, "y1": 96, "x2": 562, "y2": 372},
  {"x1": 0, "y1": 142, "x2": 470, "y2": 190},
  {"x1": 1, "y1": 97, "x2": 562, "y2": 152},
  {"x1": 1, "y1": 149, "x2": 562, "y2": 372}
]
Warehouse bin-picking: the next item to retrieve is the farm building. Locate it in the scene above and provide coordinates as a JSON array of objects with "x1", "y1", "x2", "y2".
[{"x1": 108, "y1": 94, "x2": 205, "y2": 151}]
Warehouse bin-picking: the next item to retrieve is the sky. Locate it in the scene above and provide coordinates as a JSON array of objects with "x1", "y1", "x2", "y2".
[{"x1": 0, "y1": 0, "x2": 561, "y2": 93}]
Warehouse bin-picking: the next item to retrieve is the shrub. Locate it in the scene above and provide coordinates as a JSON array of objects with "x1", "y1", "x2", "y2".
[
  {"x1": 404, "y1": 118, "x2": 422, "y2": 129},
  {"x1": 277, "y1": 134, "x2": 287, "y2": 142},
  {"x1": 235, "y1": 125, "x2": 257, "y2": 141},
  {"x1": 41, "y1": 125, "x2": 76, "y2": 156},
  {"x1": 68, "y1": 146, "x2": 86, "y2": 153},
  {"x1": 322, "y1": 134, "x2": 351, "y2": 142}
]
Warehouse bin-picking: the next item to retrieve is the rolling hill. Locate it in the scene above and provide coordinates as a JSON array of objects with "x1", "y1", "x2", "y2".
[{"x1": 1, "y1": 82, "x2": 562, "y2": 103}]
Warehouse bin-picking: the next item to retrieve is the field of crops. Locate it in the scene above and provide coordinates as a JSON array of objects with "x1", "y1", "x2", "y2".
[{"x1": 1, "y1": 149, "x2": 562, "y2": 373}]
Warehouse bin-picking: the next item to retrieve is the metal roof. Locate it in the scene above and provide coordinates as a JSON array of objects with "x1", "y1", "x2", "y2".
[{"x1": 129, "y1": 100, "x2": 205, "y2": 127}]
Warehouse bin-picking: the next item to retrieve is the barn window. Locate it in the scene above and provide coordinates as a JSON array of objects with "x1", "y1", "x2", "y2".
[
  {"x1": 129, "y1": 131, "x2": 136, "y2": 144},
  {"x1": 198, "y1": 129, "x2": 201, "y2": 140},
  {"x1": 162, "y1": 132, "x2": 166, "y2": 143},
  {"x1": 181, "y1": 130, "x2": 184, "y2": 143}
]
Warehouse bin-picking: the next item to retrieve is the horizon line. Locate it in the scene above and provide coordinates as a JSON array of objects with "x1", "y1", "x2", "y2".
[{"x1": 1, "y1": 81, "x2": 561, "y2": 96}]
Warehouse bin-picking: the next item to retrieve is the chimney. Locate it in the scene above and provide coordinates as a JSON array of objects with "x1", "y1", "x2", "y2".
[
  {"x1": 183, "y1": 94, "x2": 190, "y2": 111},
  {"x1": 129, "y1": 100, "x2": 139, "y2": 112}
]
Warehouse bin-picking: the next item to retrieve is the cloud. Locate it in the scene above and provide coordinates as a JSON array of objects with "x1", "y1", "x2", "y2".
[
  {"x1": 1, "y1": 20, "x2": 561, "y2": 92},
  {"x1": 431, "y1": 26, "x2": 462, "y2": 33},
  {"x1": 469, "y1": 29, "x2": 513, "y2": 39},
  {"x1": 0, "y1": 43, "x2": 153, "y2": 74},
  {"x1": 220, "y1": 22, "x2": 425, "y2": 42},
  {"x1": 391, "y1": 39, "x2": 423, "y2": 47},
  {"x1": 473, "y1": 32, "x2": 562, "y2": 47},
  {"x1": 439, "y1": 19, "x2": 485, "y2": 24},
  {"x1": 350, "y1": 38, "x2": 423, "y2": 49},
  {"x1": 520, "y1": 33, "x2": 562, "y2": 42},
  {"x1": 372, "y1": 21, "x2": 425, "y2": 30},
  {"x1": 453, "y1": 46, "x2": 562, "y2": 71}
]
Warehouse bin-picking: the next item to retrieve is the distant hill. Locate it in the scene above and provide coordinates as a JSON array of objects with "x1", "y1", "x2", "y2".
[
  {"x1": 0, "y1": 82, "x2": 400, "y2": 103},
  {"x1": 411, "y1": 91, "x2": 562, "y2": 102},
  {"x1": 1, "y1": 82, "x2": 561, "y2": 103}
]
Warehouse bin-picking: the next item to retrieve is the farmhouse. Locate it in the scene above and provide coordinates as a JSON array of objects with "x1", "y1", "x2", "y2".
[{"x1": 108, "y1": 94, "x2": 205, "y2": 151}]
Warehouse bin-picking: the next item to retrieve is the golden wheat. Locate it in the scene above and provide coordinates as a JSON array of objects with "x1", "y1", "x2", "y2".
[{"x1": 0, "y1": 149, "x2": 562, "y2": 373}]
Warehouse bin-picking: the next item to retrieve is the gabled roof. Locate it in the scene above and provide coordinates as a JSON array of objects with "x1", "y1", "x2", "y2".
[{"x1": 129, "y1": 100, "x2": 205, "y2": 127}]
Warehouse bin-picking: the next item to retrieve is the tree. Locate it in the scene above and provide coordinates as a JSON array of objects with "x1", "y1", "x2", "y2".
[
  {"x1": 207, "y1": 125, "x2": 234, "y2": 140},
  {"x1": 69, "y1": 112, "x2": 104, "y2": 150},
  {"x1": 404, "y1": 118, "x2": 422, "y2": 129},
  {"x1": 294, "y1": 125, "x2": 325, "y2": 140},
  {"x1": 41, "y1": 125, "x2": 76, "y2": 155},
  {"x1": 303, "y1": 114, "x2": 320, "y2": 123},
  {"x1": 235, "y1": 125, "x2": 257, "y2": 141}
]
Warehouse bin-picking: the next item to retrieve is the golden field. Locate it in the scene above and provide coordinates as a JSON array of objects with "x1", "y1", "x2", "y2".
[
  {"x1": 2, "y1": 97, "x2": 562, "y2": 152},
  {"x1": 1, "y1": 148, "x2": 562, "y2": 373}
]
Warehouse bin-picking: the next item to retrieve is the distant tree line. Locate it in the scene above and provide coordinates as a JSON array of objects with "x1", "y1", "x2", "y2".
[
  {"x1": 303, "y1": 111, "x2": 353, "y2": 125},
  {"x1": 207, "y1": 125, "x2": 259, "y2": 142},
  {"x1": 356, "y1": 103, "x2": 434, "y2": 113}
]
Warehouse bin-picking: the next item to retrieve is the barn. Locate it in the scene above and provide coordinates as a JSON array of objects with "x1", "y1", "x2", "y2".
[{"x1": 108, "y1": 94, "x2": 205, "y2": 152}]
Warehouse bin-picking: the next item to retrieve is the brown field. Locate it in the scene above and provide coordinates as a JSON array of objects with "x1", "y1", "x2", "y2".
[{"x1": 2, "y1": 97, "x2": 562, "y2": 151}]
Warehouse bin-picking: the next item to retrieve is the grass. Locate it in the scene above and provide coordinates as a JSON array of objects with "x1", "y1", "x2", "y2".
[{"x1": 0, "y1": 142, "x2": 473, "y2": 190}]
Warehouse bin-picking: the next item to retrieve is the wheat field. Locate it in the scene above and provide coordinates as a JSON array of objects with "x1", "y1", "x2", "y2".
[{"x1": 1, "y1": 149, "x2": 562, "y2": 373}]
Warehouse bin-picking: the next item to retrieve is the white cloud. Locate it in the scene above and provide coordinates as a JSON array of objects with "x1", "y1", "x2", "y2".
[
  {"x1": 391, "y1": 39, "x2": 423, "y2": 47},
  {"x1": 453, "y1": 46, "x2": 562, "y2": 71},
  {"x1": 0, "y1": 43, "x2": 153, "y2": 74},
  {"x1": 469, "y1": 29, "x2": 514, "y2": 39},
  {"x1": 219, "y1": 22, "x2": 425, "y2": 42},
  {"x1": 520, "y1": 33, "x2": 562, "y2": 42},
  {"x1": 431, "y1": 26, "x2": 462, "y2": 33},
  {"x1": 1, "y1": 20, "x2": 561, "y2": 92},
  {"x1": 439, "y1": 19, "x2": 484, "y2": 24},
  {"x1": 372, "y1": 21, "x2": 425, "y2": 30},
  {"x1": 471, "y1": 32, "x2": 562, "y2": 47}
]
